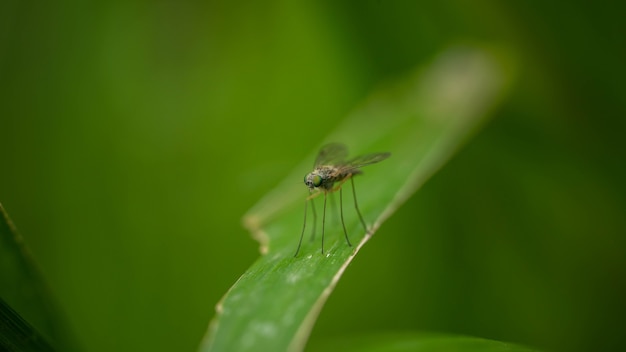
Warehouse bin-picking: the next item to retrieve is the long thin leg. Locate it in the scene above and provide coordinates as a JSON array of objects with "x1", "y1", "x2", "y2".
[
  {"x1": 294, "y1": 199, "x2": 308, "y2": 257},
  {"x1": 309, "y1": 197, "x2": 317, "y2": 241},
  {"x1": 329, "y1": 191, "x2": 338, "y2": 226},
  {"x1": 351, "y1": 177, "x2": 368, "y2": 233},
  {"x1": 321, "y1": 193, "x2": 327, "y2": 254},
  {"x1": 339, "y1": 187, "x2": 352, "y2": 247}
]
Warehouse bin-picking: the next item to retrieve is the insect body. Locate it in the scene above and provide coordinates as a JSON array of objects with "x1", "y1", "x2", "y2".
[{"x1": 295, "y1": 143, "x2": 390, "y2": 256}]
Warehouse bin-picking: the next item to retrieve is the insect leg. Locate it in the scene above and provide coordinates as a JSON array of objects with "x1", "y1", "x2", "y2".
[
  {"x1": 321, "y1": 192, "x2": 327, "y2": 254},
  {"x1": 351, "y1": 177, "x2": 368, "y2": 233},
  {"x1": 294, "y1": 199, "x2": 308, "y2": 257},
  {"x1": 309, "y1": 196, "x2": 317, "y2": 242},
  {"x1": 339, "y1": 186, "x2": 352, "y2": 247},
  {"x1": 329, "y1": 191, "x2": 338, "y2": 226}
]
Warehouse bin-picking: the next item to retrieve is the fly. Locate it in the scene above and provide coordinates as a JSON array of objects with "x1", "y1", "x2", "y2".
[{"x1": 294, "y1": 143, "x2": 391, "y2": 256}]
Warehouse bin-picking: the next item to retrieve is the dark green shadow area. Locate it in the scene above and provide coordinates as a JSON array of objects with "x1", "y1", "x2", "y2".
[{"x1": 307, "y1": 332, "x2": 539, "y2": 352}]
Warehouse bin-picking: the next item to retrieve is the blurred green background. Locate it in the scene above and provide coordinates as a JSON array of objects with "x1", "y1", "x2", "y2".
[{"x1": 1, "y1": 1, "x2": 625, "y2": 352}]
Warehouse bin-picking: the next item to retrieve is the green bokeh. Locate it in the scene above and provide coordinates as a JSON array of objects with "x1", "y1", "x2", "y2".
[{"x1": 1, "y1": 1, "x2": 624, "y2": 352}]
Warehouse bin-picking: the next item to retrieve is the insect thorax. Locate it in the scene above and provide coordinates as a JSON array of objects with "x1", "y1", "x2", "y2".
[{"x1": 305, "y1": 165, "x2": 347, "y2": 191}]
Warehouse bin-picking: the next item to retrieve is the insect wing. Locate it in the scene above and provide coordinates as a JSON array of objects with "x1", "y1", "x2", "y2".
[
  {"x1": 314, "y1": 143, "x2": 349, "y2": 167},
  {"x1": 342, "y1": 152, "x2": 391, "y2": 172}
]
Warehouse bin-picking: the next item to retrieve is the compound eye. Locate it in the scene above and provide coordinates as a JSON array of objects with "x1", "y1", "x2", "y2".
[{"x1": 312, "y1": 175, "x2": 322, "y2": 187}]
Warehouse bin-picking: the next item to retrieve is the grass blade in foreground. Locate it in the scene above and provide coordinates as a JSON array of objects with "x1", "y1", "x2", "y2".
[
  {"x1": 200, "y1": 46, "x2": 514, "y2": 352},
  {"x1": 0, "y1": 203, "x2": 77, "y2": 351}
]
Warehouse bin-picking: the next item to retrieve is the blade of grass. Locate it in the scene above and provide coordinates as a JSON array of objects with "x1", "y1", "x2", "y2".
[
  {"x1": 200, "y1": 45, "x2": 515, "y2": 352},
  {"x1": 0, "y1": 203, "x2": 77, "y2": 351},
  {"x1": 0, "y1": 297, "x2": 55, "y2": 351}
]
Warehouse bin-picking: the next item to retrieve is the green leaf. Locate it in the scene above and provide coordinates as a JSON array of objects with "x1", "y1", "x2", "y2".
[
  {"x1": 200, "y1": 46, "x2": 515, "y2": 352},
  {"x1": 0, "y1": 203, "x2": 77, "y2": 351},
  {"x1": 0, "y1": 297, "x2": 55, "y2": 352}
]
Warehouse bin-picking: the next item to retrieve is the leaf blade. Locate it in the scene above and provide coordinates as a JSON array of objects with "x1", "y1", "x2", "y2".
[
  {"x1": 0, "y1": 203, "x2": 77, "y2": 351},
  {"x1": 201, "y1": 46, "x2": 515, "y2": 352}
]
